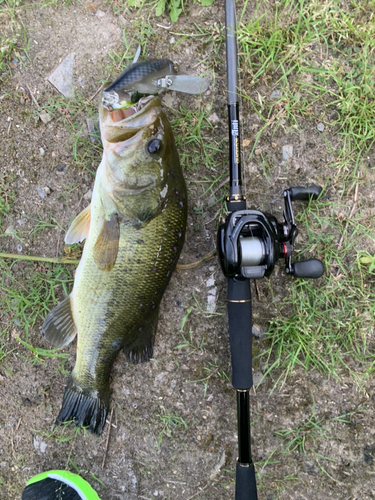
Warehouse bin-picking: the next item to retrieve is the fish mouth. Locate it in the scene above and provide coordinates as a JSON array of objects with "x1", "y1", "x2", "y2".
[{"x1": 100, "y1": 95, "x2": 161, "y2": 143}]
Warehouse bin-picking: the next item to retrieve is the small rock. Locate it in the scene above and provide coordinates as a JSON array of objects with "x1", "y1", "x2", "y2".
[
  {"x1": 270, "y1": 89, "x2": 282, "y2": 100},
  {"x1": 37, "y1": 188, "x2": 46, "y2": 199},
  {"x1": 95, "y1": 8, "x2": 105, "y2": 17},
  {"x1": 209, "y1": 451, "x2": 226, "y2": 480},
  {"x1": 39, "y1": 147, "x2": 45, "y2": 155},
  {"x1": 304, "y1": 461, "x2": 319, "y2": 474},
  {"x1": 317, "y1": 122, "x2": 325, "y2": 132},
  {"x1": 207, "y1": 287, "x2": 217, "y2": 313},
  {"x1": 282, "y1": 145, "x2": 293, "y2": 160},
  {"x1": 48, "y1": 53, "x2": 75, "y2": 99},
  {"x1": 243, "y1": 139, "x2": 250, "y2": 147},
  {"x1": 206, "y1": 276, "x2": 215, "y2": 288},
  {"x1": 252, "y1": 371, "x2": 263, "y2": 386},
  {"x1": 83, "y1": 189, "x2": 93, "y2": 201},
  {"x1": 252, "y1": 324, "x2": 263, "y2": 338},
  {"x1": 56, "y1": 164, "x2": 66, "y2": 173},
  {"x1": 255, "y1": 148, "x2": 262, "y2": 156},
  {"x1": 86, "y1": 117, "x2": 100, "y2": 144},
  {"x1": 37, "y1": 187, "x2": 50, "y2": 199},
  {"x1": 39, "y1": 112, "x2": 53, "y2": 124},
  {"x1": 208, "y1": 112, "x2": 220, "y2": 124},
  {"x1": 169, "y1": 36, "x2": 175, "y2": 44},
  {"x1": 5, "y1": 226, "x2": 15, "y2": 235},
  {"x1": 17, "y1": 218, "x2": 27, "y2": 226}
]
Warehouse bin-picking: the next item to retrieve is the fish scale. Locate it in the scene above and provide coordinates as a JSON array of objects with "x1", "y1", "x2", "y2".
[{"x1": 42, "y1": 95, "x2": 187, "y2": 434}]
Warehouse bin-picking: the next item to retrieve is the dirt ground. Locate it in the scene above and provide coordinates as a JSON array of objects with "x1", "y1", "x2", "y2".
[{"x1": 0, "y1": 0, "x2": 375, "y2": 499}]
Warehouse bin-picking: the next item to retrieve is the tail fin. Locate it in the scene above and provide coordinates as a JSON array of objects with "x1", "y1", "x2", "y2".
[{"x1": 57, "y1": 377, "x2": 109, "y2": 435}]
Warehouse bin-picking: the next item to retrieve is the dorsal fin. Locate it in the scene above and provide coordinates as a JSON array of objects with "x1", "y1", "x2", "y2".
[
  {"x1": 65, "y1": 204, "x2": 91, "y2": 244},
  {"x1": 93, "y1": 214, "x2": 120, "y2": 271},
  {"x1": 42, "y1": 296, "x2": 76, "y2": 348}
]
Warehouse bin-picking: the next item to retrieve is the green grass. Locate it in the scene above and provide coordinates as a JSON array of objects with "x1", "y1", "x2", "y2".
[
  {"x1": 156, "y1": 410, "x2": 187, "y2": 448},
  {"x1": 0, "y1": 260, "x2": 73, "y2": 342},
  {"x1": 236, "y1": 0, "x2": 375, "y2": 387}
]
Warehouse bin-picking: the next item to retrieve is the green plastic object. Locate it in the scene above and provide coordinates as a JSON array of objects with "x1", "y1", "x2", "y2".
[{"x1": 26, "y1": 470, "x2": 101, "y2": 500}]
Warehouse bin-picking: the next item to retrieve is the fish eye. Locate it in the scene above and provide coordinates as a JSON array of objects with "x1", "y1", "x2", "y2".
[{"x1": 147, "y1": 138, "x2": 162, "y2": 154}]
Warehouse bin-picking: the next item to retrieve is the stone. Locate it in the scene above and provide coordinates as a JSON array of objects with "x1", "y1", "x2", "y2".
[
  {"x1": 282, "y1": 145, "x2": 293, "y2": 160},
  {"x1": 48, "y1": 53, "x2": 75, "y2": 98},
  {"x1": 39, "y1": 112, "x2": 53, "y2": 124}
]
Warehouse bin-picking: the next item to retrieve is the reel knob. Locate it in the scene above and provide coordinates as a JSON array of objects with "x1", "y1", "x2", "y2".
[{"x1": 290, "y1": 259, "x2": 324, "y2": 279}]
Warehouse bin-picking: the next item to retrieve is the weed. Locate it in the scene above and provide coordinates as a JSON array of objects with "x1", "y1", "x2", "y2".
[
  {"x1": 156, "y1": 410, "x2": 187, "y2": 448},
  {"x1": 34, "y1": 421, "x2": 88, "y2": 443},
  {"x1": 16, "y1": 336, "x2": 69, "y2": 365},
  {"x1": 175, "y1": 307, "x2": 205, "y2": 354},
  {"x1": 124, "y1": 0, "x2": 215, "y2": 23},
  {"x1": 192, "y1": 358, "x2": 229, "y2": 396},
  {"x1": 0, "y1": 261, "x2": 73, "y2": 342}
]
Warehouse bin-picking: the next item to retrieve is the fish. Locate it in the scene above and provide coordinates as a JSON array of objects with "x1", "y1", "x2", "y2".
[{"x1": 42, "y1": 92, "x2": 187, "y2": 435}]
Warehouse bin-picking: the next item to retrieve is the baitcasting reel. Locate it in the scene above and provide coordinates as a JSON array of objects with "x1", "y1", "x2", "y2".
[{"x1": 218, "y1": 186, "x2": 325, "y2": 280}]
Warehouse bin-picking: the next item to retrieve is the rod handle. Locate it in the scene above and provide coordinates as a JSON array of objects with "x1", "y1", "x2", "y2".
[
  {"x1": 227, "y1": 278, "x2": 253, "y2": 390},
  {"x1": 289, "y1": 185, "x2": 322, "y2": 201},
  {"x1": 235, "y1": 463, "x2": 258, "y2": 500}
]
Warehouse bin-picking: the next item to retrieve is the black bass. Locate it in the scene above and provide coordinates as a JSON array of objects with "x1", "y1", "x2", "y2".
[{"x1": 42, "y1": 94, "x2": 187, "y2": 434}]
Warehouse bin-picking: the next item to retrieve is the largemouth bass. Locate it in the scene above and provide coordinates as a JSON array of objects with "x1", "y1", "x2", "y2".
[{"x1": 42, "y1": 93, "x2": 187, "y2": 434}]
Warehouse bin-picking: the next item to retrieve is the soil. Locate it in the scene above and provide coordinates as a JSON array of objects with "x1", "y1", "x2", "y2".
[{"x1": 0, "y1": 1, "x2": 375, "y2": 499}]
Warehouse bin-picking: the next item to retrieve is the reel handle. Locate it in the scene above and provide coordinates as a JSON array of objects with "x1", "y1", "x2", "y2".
[
  {"x1": 289, "y1": 186, "x2": 322, "y2": 201},
  {"x1": 291, "y1": 259, "x2": 324, "y2": 279}
]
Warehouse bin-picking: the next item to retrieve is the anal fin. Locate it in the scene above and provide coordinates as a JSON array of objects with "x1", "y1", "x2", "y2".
[
  {"x1": 124, "y1": 305, "x2": 159, "y2": 364},
  {"x1": 42, "y1": 296, "x2": 76, "y2": 348}
]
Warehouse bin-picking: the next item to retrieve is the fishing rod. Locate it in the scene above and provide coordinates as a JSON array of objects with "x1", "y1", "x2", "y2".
[{"x1": 217, "y1": 0, "x2": 325, "y2": 498}]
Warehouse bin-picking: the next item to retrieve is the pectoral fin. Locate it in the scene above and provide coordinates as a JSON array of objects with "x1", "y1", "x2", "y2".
[
  {"x1": 42, "y1": 296, "x2": 77, "y2": 348},
  {"x1": 65, "y1": 204, "x2": 91, "y2": 244},
  {"x1": 93, "y1": 214, "x2": 120, "y2": 271},
  {"x1": 124, "y1": 305, "x2": 159, "y2": 363}
]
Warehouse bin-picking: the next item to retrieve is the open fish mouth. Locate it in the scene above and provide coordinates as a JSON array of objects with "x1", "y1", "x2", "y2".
[{"x1": 100, "y1": 95, "x2": 161, "y2": 144}]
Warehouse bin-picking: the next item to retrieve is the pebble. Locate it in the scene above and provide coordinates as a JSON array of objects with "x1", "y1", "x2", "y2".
[
  {"x1": 207, "y1": 287, "x2": 217, "y2": 312},
  {"x1": 255, "y1": 148, "x2": 262, "y2": 156},
  {"x1": 169, "y1": 36, "x2": 175, "y2": 44},
  {"x1": 206, "y1": 276, "x2": 215, "y2": 288},
  {"x1": 282, "y1": 144, "x2": 293, "y2": 160},
  {"x1": 39, "y1": 147, "x2": 45, "y2": 155},
  {"x1": 39, "y1": 112, "x2": 52, "y2": 124},
  {"x1": 83, "y1": 189, "x2": 93, "y2": 201},
  {"x1": 56, "y1": 164, "x2": 66, "y2": 173},
  {"x1": 270, "y1": 89, "x2": 282, "y2": 100},
  {"x1": 5, "y1": 226, "x2": 15, "y2": 235},
  {"x1": 95, "y1": 8, "x2": 105, "y2": 17},
  {"x1": 37, "y1": 186, "x2": 51, "y2": 199},
  {"x1": 208, "y1": 112, "x2": 220, "y2": 124},
  {"x1": 317, "y1": 122, "x2": 325, "y2": 132},
  {"x1": 48, "y1": 53, "x2": 75, "y2": 98},
  {"x1": 86, "y1": 117, "x2": 100, "y2": 144}
]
